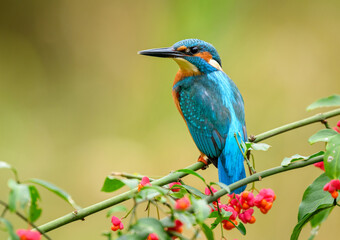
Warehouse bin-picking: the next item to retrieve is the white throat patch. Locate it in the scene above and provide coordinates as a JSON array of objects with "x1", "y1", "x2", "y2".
[
  {"x1": 208, "y1": 59, "x2": 223, "y2": 71},
  {"x1": 173, "y1": 58, "x2": 200, "y2": 74}
]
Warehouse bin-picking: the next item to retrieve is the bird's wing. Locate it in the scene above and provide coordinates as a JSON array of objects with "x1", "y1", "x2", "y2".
[{"x1": 177, "y1": 76, "x2": 231, "y2": 160}]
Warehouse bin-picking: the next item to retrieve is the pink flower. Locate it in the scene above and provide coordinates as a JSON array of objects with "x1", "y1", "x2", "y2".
[
  {"x1": 333, "y1": 120, "x2": 340, "y2": 133},
  {"x1": 314, "y1": 161, "x2": 325, "y2": 171},
  {"x1": 175, "y1": 196, "x2": 191, "y2": 210},
  {"x1": 333, "y1": 126, "x2": 340, "y2": 133},
  {"x1": 254, "y1": 188, "x2": 276, "y2": 214},
  {"x1": 323, "y1": 179, "x2": 340, "y2": 192},
  {"x1": 254, "y1": 189, "x2": 276, "y2": 205},
  {"x1": 239, "y1": 191, "x2": 255, "y2": 209},
  {"x1": 111, "y1": 216, "x2": 124, "y2": 231},
  {"x1": 138, "y1": 176, "x2": 151, "y2": 192},
  {"x1": 204, "y1": 186, "x2": 217, "y2": 195},
  {"x1": 228, "y1": 193, "x2": 241, "y2": 213},
  {"x1": 220, "y1": 204, "x2": 238, "y2": 220},
  {"x1": 167, "y1": 219, "x2": 183, "y2": 233},
  {"x1": 168, "y1": 182, "x2": 182, "y2": 192},
  {"x1": 323, "y1": 179, "x2": 340, "y2": 199},
  {"x1": 238, "y1": 208, "x2": 256, "y2": 224},
  {"x1": 16, "y1": 229, "x2": 41, "y2": 240},
  {"x1": 147, "y1": 233, "x2": 159, "y2": 240}
]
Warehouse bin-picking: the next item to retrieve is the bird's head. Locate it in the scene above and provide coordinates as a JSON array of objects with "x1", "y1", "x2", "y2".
[{"x1": 139, "y1": 39, "x2": 222, "y2": 75}]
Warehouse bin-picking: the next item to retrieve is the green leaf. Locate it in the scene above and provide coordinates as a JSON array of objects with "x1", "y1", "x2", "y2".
[
  {"x1": 136, "y1": 186, "x2": 168, "y2": 202},
  {"x1": 307, "y1": 94, "x2": 340, "y2": 111},
  {"x1": 0, "y1": 217, "x2": 20, "y2": 240},
  {"x1": 291, "y1": 204, "x2": 333, "y2": 240},
  {"x1": 298, "y1": 173, "x2": 334, "y2": 221},
  {"x1": 210, "y1": 210, "x2": 233, "y2": 230},
  {"x1": 0, "y1": 161, "x2": 19, "y2": 181},
  {"x1": 308, "y1": 129, "x2": 338, "y2": 144},
  {"x1": 249, "y1": 142, "x2": 271, "y2": 151},
  {"x1": 175, "y1": 169, "x2": 206, "y2": 183},
  {"x1": 324, "y1": 135, "x2": 340, "y2": 179},
  {"x1": 281, "y1": 152, "x2": 324, "y2": 167},
  {"x1": 106, "y1": 205, "x2": 127, "y2": 217},
  {"x1": 210, "y1": 181, "x2": 231, "y2": 194},
  {"x1": 220, "y1": 208, "x2": 233, "y2": 218},
  {"x1": 28, "y1": 185, "x2": 42, "y2": 223},
  {"x1": 236, "y1": 222, "x2": 246, "y2": 235},
  {"x1": 169, "y1": 188, "x2": 187, "y2": 199},
  {"x1": 310, "y1": 206, "x2": 333, "y2": 228},
  {"x1": 8, "y1": 179, "x2": 30, "y2": 212},
  {"x1": 200, "y1": 223, "x2": 214, "y2": 240},
  {"x1": 116, "y1": 235, "x2": 141, "y2": 240},
  {"x1": 210, "y1": 215, "x2": 222, "y2": 230},
  {"x1": 101, "y1": 176, "x2": 125, "y2": 192},
  {"x1": 282, "y1": 154, "x2": 307, "y2": 166},
  {"x1": 29, "y1": 178, "x2": 80, "y2": 209},
  {"x1": 160, "y1": 216, "x2": 175, "y2": 228},
  {"x1": 181, "y1": 185, "x2": 206, "y2": 198},
  {"x1": 130, "y1": 218, "x2": 171, "y2": 240},
  {"x1": 191, "y1": 198, "x2": 211, "y2": 223},
  {"x1": 121, "y1": 179, "x2": 139, "y2": 189}
]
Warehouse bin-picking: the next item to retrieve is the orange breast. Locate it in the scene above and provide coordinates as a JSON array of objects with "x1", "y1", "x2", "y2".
[{"x1": 172, "y1": 69, "x2": 199, "y2": 118}]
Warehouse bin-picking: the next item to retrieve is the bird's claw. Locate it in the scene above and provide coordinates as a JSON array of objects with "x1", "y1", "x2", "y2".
[{"x1": 198, "y1": 155, "x2": 209, "y2": 170}]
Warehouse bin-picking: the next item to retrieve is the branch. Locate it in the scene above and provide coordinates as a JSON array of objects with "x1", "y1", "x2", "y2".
[
  {"x1": 253, "y1": 108, "x2": 340, "y2": 142},
  {"x1": 38, "y1": 162, "x2": 205, "y2": 233},
  {"x1": 37, "y1": 108, "x2": 340, "y2": 233},
  {"x1": 205, "y1": 155, "x2": 323, "y2": 203}
]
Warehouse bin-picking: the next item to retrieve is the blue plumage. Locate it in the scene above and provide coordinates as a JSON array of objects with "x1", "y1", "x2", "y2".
[
  {"x1": 139, "y1": 38, "x2": 247, "y2": 193},
  {"x1": 174, "y1": 70, "x2": 246, "y2": 193}
]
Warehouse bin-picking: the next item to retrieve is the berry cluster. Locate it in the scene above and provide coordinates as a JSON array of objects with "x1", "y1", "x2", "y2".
[
  {"x1": 207, "y1": 187, "x2": 276, "y2": 231},
  {"x1": 111, "y1": 216, "x2": 124, "y2": 231},
  {"x1": 111, "y1": 178, "x2": 276, "y2": 237},
  {"x1": 323, "y1": 179, "x2": 340, "y2": 199}
]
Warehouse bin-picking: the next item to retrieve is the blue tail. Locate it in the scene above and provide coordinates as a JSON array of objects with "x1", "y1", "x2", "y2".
[{"x1": 217, "y1": 131, "x2": 246, "y2": 194}]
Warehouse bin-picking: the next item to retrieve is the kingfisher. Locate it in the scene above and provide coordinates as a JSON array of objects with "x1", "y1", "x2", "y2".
[{"x1": 139, "y1": 39, "x2": 246, "y2": 193}]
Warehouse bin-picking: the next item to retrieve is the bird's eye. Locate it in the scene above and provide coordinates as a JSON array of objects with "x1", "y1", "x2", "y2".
[{"x1": 190, "y1": 46, "x2": 199, "y2": 54}]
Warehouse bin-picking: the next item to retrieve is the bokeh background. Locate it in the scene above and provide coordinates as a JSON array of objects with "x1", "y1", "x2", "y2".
[{"x1": 1, "y1": 0, "x2": 340, "y2": 239}]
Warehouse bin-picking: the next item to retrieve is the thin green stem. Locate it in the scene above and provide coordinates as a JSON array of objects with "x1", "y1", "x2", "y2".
[
  {"x1": 252, "y1": 108, "x2": 340, "y2": 143},
  {"x1": 1, "y1": 204, "x2": 8, "y2": 217},
  {"x1": 0, "y1": 200, "x2": 51, "y2": 240},
  {"x1": 156, "y1": 203, "x2": 160, "y2": 220},
  {"x1": 234, "y1": 132, "x2": 256, "y2": 174},
  {"x1": 111, "y1": 172, "x2": 156, "y2": 181}
]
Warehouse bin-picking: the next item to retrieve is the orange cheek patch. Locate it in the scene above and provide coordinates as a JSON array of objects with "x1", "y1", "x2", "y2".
[
  {"x1": 194, "y1": 51, "x2": 212, "y2": 62},
  {"x1": 176, "y1": 45, "x2": 187, "y2": 51}
]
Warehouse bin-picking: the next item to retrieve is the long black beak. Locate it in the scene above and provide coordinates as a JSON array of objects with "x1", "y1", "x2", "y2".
[{"x1": 138, "y1": 47, "x2": 184, "y2": 58}]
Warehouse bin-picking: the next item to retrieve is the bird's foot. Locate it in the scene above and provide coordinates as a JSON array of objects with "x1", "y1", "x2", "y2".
[{"x1": 198, "y1": 155, "x2": 209, "y2": 170}]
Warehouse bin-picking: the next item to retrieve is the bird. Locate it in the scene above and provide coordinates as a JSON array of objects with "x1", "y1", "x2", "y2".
[{"x1": 139, "y1": 39, "x2": 246, "y2": 193}]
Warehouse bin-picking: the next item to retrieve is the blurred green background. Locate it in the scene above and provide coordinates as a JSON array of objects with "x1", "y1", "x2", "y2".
[{"x1": 1, "y1": 0, "x2": 340, "y2": 239}]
